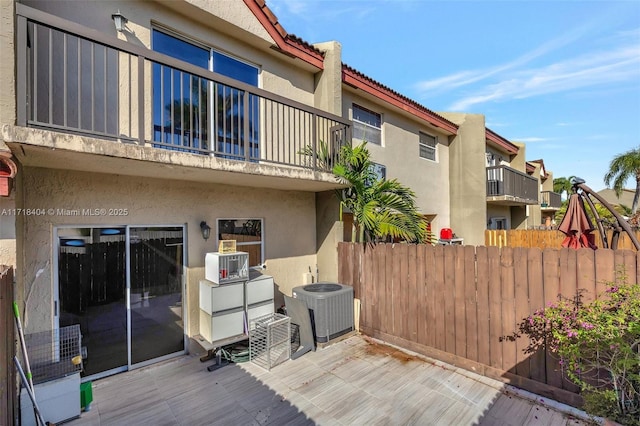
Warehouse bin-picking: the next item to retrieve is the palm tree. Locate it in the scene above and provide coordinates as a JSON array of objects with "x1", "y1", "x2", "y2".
[
  {"x1": 604, "y1": 147, "x2": 640, "y2": 214},
  {"x1": 333, "y1": 142, "x2": 427, "y2": 243},
  {"x1": 553, "y1": 176, "x2": 575, "y2": 200}
]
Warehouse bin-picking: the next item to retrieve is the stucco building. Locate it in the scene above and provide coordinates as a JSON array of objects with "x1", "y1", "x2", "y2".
[{"x1": 0, "y1": 0, "x2": 559, "y2": 381}]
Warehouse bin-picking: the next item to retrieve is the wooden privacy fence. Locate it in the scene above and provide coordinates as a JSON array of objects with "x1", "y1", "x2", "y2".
[
  {"x1": 485, "y1": 229, "x2": 640, "y2": 250},
  {"x1": 1, "y1": 266, "x2": 15, "y2": 426},
  {"x1": 338, "y1": 243, "x2": 640, "y2": 407}
]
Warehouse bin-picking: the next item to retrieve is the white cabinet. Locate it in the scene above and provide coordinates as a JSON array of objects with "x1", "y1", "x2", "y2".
[
  {"x1": 199, "y1": 280, "x2": 244, "y2": 315},
  {"x1": 246, "y1": 273, "x2": 274, "y2": 306},
  {"x1": 199, "y1": 309, "x2": 246, "y2": 343},
  {"x1": 198, "y1": 272, "x2": 275, "y2": 345}
]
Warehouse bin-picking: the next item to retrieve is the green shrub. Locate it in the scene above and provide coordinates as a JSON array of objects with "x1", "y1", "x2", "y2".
[{"x1": 519, "y1": 270, "x2": 640, "y2": 425}]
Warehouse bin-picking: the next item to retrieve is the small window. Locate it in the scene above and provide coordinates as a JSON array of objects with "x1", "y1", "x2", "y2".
[
  {"x1": 353, "y1": 104, "x2": 382, "y2": 145},
  {"x1": 489, "y1": 217, "x2": 507, "y2": 230},
  {"x1": 217, "y1": 219, "x2": 263, "y2": 267},
  {"x1": 365, "y1": 163, "x2": 385, "y2": 187},
  {"x1": 371, "y1": 162, "x2": 386, "y2": 180},
  {"x1": 419, "y1": 132, "x2": 437, "y2": 161}
]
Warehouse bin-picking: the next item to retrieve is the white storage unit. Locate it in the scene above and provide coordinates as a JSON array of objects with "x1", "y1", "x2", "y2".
[
  {"x1": 198, "y1": 273, "x2": 274, "y2": 345},
  {"x1": 205, "y1": 252, "x2": 249, "y2": 284},
  {"x1": 199, "y1": 280, "x2": 246, "y2": 343},
  {"x1": 247, "y1": 272, "x2": 275, "y2": 322},
  {"x1": 199, "y1": 280, "x2": 244, "y2": 315}
]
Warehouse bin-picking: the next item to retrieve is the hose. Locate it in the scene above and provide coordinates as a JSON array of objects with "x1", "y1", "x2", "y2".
[{"x1": 220, "y1": 344, "x2": 250, "y2": 363}]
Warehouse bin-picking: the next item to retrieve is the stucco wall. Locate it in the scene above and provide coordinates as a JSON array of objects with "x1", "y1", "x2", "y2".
[
  {"x1": 342, "y1": 91, "x2": 452, "y2": 235},
  {"x1": 16, "y1": 167, "x2": 318, "y2": 335},
  {"x1": 511, "y1": 205, "x2": 529, "y2": 230},
  {"x1": 315, "y1": 191, "x2": 343, "y2": 283},
  {"x1": 441, "y1": 112, "x2": 487, "y2": 246},
  {"x1": 0, "y1": 0, "x2": 15, "y2": 127},
  {"x1": 487, "y1": 205, "x2": 511, "y2": 229},
  {"x1": 314, "y1": 41, "x2": 342, "y2": 115}
]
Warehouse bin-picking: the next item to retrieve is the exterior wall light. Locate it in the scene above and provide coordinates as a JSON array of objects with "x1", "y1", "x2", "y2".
[
  {"x1": 200, "y1": 221, "x2": 211, "y2": 241},
  {"x1": 111, "y1": 10, "x2": 128, "y2": 32}
]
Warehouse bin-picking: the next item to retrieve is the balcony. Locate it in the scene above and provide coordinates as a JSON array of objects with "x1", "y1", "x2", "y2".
[
  {"x1": 486, "y1": 165, "x2": 538, "y2": 205},
  {"x1": 12, "y1": 5, "x2": 350, "y2": 191},
  {"x1": 540, "y1": 191, "x2": 562, "y2": 210}
]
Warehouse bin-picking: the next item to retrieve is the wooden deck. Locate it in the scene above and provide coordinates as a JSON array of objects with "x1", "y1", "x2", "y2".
[{"x1": 67, "y1": 335, "x2": 586, "y2": 425}]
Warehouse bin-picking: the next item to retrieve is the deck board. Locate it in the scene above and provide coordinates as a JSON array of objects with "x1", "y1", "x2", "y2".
[{"x1": 67, "y1": 335, "x2": 586, "y2": 426}]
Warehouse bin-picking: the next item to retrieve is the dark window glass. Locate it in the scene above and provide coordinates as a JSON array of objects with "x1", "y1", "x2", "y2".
[
  {"x1": 152, "y1": 30, "x2": 209, "y2": 69},
  {"x1": 213, "y1": 52, "x2": 258, "y2": 86}
]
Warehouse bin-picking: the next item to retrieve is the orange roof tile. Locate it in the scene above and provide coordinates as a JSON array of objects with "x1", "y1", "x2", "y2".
[{"x1": 342, "y1": 64, "x2": 458, "y2": 134}]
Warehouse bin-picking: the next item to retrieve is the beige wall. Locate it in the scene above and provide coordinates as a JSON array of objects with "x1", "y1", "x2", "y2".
[
  {"x1": 511, "y1": 205, "x2": 528, "y2": 230},
  {"x1": 15, "y1": 167, "x2": 319, "y2": 334},
  {"x1": 315, "y1": 191, "x2": 343, "y2": 283},
  {"x1": 313, "y1": 41, "x2": 342, "y2": 115},
  {"x1": 343, "y1": 90, "x2": 452, "y2": 235},
  {"x1": 0, "y1": 0, "x2": 16, "y2": 272},
  {"x1": 441, "y1": 112, "x2": 487, "y2": 246},
  {"x1": 0, "y1": 0, "x2": 15, "y2": 127}
]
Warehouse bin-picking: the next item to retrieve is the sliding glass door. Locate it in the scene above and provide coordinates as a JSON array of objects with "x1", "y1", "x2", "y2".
[
  {"x1": 55, "y1": 226, "x2": 185, "y2": 379},
  {"x1": 129, "y1": 227, "x2": 184, "y2": 365}
]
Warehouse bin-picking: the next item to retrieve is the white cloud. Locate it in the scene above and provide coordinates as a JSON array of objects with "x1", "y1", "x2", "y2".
[
  {"x1": 413, "y1": 8, "x2": 640, "y2": 111},
  {"x1": 448, "y1": 43, "x2": 640, "y2": 110},
  {"x1": 414, "y1": 12, "x2": 604, "y2": 96}
]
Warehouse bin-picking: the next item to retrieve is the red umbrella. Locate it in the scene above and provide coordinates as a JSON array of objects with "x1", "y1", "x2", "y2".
[{"x1": 558, "y1": 193, "x2": 597, "y2": 250}]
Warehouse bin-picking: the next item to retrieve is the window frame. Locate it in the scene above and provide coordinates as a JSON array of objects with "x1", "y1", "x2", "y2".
[
  {"x1": 419, "y1": 131, "x2": 438, "y2": 162},
  {"x1": 352, "y1": 103, "x2": 382, "y2": 145},
  {"x1": 216, "y1": 218, "x2": 264, "y2": 268},
  {"x1": 151, "y1": 27, "x2": 261, "y2": 156}
]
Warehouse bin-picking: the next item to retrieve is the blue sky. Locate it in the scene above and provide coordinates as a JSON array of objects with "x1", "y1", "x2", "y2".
[{"x1": 268, "y1": 0, "x2": 640, "y2": 192}]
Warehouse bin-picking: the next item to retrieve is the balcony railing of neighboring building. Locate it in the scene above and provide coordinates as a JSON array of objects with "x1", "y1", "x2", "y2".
[
  {"x1": 540, "y1": 191, "x2": 562, "y2": 209},
  {"x1": 486, "y1": 165, "x2": 539, "y2": 204},
  {"x1": 15, "y1": 5, "x2": 351, "y2": 173}
]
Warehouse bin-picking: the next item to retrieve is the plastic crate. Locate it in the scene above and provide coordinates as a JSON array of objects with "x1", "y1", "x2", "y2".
[
  {"x1": 249, "y1": 313, "x2": 290, "y2": 371},
  {"x1": 218, "y1": 240, "x2": 237, "y2": 253}
]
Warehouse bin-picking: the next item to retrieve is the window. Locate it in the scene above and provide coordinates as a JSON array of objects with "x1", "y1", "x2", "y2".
[
  {"x1": 365, "y1": 162, "x2": 386, "y2": 187},
  {"x1": 419, "y1": 132, "x2": 437, "y2": 161},
  {"x1": 489, "y1": 217, "x2": 507, "y2": 230},
  {"x1": 152, "y1": 29, "x2": 259, "y2": 158},
  {"x1": 352, "y1": 104, "x2": 382, "y2": 145},
  {"x1": 370, "y1": 162, "x2": 386, "y2": 180},
  {"x1": 217, "y1": 219, "x2": 263, "y2": 267}
]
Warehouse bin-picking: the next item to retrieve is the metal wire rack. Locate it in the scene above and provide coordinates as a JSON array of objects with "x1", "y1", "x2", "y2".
[
  {"x1": 24, "y1": 324, "x2": 83, "y2": 384},
  {"x1": 249, "y1": 313, "x2": 290, "y2": 371}
]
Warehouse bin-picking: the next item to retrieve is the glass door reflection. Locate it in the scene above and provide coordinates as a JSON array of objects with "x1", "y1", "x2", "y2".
[
  {"x1": 129, "y1": 227, "x2": 185, "y2": 365},
  {"x1": 58, "y1": 227, "x2": 127, "y2": 377}
]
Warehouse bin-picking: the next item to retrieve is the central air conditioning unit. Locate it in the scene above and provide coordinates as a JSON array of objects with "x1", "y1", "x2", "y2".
[{"x1": 292, "y1": 283, "x2": 354, "y2": 343}]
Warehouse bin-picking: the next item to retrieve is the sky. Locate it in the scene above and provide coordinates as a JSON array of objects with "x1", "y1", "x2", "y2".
[{"x1": 267, "y1": 0, "x2": 640, "y2": 192}]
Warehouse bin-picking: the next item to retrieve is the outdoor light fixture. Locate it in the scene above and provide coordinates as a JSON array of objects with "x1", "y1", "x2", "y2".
[
  {"x1": 111, "y1": 10, "x2": 128, "y2": 32},
  {"x1": 200, "y1": 221, "x2": 211, "y2": 241}
]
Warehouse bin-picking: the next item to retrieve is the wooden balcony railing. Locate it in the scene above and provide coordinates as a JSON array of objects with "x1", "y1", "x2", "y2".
[
  {"x1": 486, "y1": 165, "x2": 538, "y2": 204},
  {"x1": 15, "y1": 4, "x2": 350, "y2": 173},
  {"x1": 540, "y1": 191, "x2": 562, "y2": 209}
]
